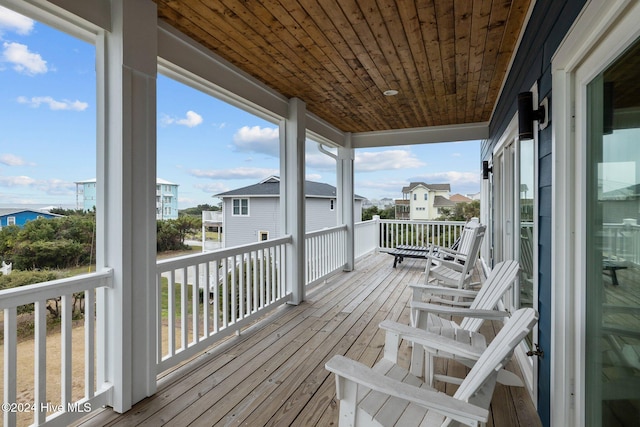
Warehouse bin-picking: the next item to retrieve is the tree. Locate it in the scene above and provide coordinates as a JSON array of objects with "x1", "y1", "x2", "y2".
[
  {"x1": 437, "y1": 200, "x2": 480, "y2": 221},
  {"x1": 180, "y1": 204, "x2": 220, "y2": 216},
  {"x1": 362, "y1": 205, "x2": 395, "y2": 221}
]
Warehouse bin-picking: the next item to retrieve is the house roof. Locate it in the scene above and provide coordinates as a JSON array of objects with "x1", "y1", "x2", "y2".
[
  {"x1": 401, "y1": 182, "x2": 451, "y2": 193},
  {"x1": 154, "y1": 1, "x2": 532, "y2": 134},
  {"x1": 450, "y1": 193, "x2": 473, "y2": 203},
  {"x1": 0, "y1": 208, "x2": 62, "y2": 218},
  {"x1": 433, "y1": 195, "x2": 457, "y2": 208},
  {"x1": 215, "y1": 176, "x2": 364, "y2": 199}
]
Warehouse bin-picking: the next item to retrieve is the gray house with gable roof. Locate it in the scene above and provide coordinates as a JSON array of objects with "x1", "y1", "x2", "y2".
[{"x1": 215, "y1": 176, "x2": 363, "y2": 247}]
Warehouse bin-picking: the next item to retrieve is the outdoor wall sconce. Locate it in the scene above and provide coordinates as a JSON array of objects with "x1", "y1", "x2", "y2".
[
  {"x1": 482, "y1": 160, "x2": 493, "y2": 180},
  {"x1": 518, "y1": 91, "x2": 547, "y2": 140}
]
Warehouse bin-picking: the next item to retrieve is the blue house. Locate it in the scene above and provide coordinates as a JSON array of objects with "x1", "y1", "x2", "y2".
[
  {"x1": 75, "y1": 178, "x2": 179, "y2": 220},
  {"x1": 0, "y1": 209, "x2": 62, "y2": 229}
]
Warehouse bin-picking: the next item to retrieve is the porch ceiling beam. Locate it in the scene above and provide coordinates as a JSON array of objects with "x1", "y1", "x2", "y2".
[{"x1": 350, "y1": 122, "x2": 489, "y2": 148}]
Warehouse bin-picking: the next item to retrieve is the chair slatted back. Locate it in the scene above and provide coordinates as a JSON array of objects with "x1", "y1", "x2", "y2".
[
  {"x1": 460, "y1": 260, "x2": 520, "y2": 332},
  {"x1": 453, "y1": 308, "x2": 538, "y2": 403},
  {"x1": 454, "y1": 220, "x2": 480, "y2": 263}
]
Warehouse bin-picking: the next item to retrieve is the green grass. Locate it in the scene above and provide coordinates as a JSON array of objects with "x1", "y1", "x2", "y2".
[{"x1": 159, "y1": 276, "x2": 203, "y2": 319}]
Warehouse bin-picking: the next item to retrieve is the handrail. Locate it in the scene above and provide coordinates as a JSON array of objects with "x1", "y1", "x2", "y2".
[
  {"x1": 157, "y1": 235, "x2": 293, "y2": 269},
  {"x1": 0, "y1": 268, "x2": 113, "y2": 310},
  {"x1": 305, "y1": 224, "x2": 347, "y2": 238}
]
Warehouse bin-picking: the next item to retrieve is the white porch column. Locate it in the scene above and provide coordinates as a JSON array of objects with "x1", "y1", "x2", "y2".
[
  {"x1": 281, "y1": 98, "x2": 306, "y2": 304},
  {"x1": 337, "y1": 134, "x2": 355, "y2": 271},
  {"x1": 96, "y1": 0, "x2": 157, "y2": 412}
]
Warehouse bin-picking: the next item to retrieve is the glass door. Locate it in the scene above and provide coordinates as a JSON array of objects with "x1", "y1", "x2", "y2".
[{"x1": 585, "y1": 37, "x2": 640, "y2": 426}]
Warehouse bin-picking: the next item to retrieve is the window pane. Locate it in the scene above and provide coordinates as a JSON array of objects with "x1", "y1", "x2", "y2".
[{"x1": 586, "y1": 37, "x2": 640, "y2": 426}]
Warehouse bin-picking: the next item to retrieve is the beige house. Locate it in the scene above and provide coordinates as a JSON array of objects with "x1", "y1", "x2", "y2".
[{"x1": 396, "y1": 182, "x2": 454, "y2": 220}]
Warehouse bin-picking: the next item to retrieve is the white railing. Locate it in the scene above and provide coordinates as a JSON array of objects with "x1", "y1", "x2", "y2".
[
  {"x1": 305, "y1": 225, "x2": 348, "y2": 286},
  {"x1": 0, "y1": 218, "x2": 470, "y2": 426},
  {"x1": 603, "y1": 220, "x2": 640, "y2": 267},
  {"x1": 378, "y1": 219, "x2": 466, "y2": 251},
  {"x1": 354, "y1": 220, "x2": 378, "y2": 259},
  {"x1": 0, "y1": 269, "x2": 113, "y2": 427},
  {"x1": 156, "y1": 236, "x2": 291, "y2": 372}
]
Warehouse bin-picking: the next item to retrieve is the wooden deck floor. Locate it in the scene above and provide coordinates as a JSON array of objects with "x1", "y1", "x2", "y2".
[{"x1": 77, "y1": 252, "x2": 541, "y2": 427}]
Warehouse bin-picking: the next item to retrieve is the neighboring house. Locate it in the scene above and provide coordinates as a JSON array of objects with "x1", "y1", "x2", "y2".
[
  {"x1": 215, "y1": 176, "x2": 363, "y2": 247},
  {"x1": 0, "y1": 209, "x2": 62, "y2": 229},
  {"x1": 449, "y1": 193, "x2": 473, "y2": 204},
  {"x1": 465, "y1": 191, "x2": 481, "y2": 201},
  {"x1": 396, "y1": 182, "x2": 453, "y2": 220},
  {"x1": 75, "y1": 178, "x2": 179, "y2": 220}
]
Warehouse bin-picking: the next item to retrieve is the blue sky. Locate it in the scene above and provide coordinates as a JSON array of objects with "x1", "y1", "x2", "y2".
[{"x1": 0, "y1": 6, "x2": 480, "y2": 210}]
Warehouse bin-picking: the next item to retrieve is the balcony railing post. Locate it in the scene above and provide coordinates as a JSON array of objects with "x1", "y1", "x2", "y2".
[
  {"x1": 338, "y1": 141, "x2": 355, "y2": 271},
  {"x1": 97, "y1": 0, "x2": 158, "y2": 412},
  {"x1": 281, "y1": 98, "x2": 306, "y2": 304},
  {"x1": 373, "y1": 215, "x2": 381, "y2": 252}
]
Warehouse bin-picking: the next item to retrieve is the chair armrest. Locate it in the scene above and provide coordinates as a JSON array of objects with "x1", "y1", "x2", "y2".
[
  {"x1": 410, "y1": 284, "x2": 477, "y2": 307},
  {"x1": 437, "y1": 246, "x2": 467, "y2": 259},
  {"x1": 410, "y1": 301, "x2": 509, "y2": 321},
  {"x1": 424, "y1": 255, "x2": 465, "y2": 272},
  {"x1": 409, "y1": 283, "x2": 479, "y2": 299},
  {"x1": 325, "y1": 355, "x2": 488, "y2": 425},
  {"x1": 379, "y1": 320, "x2": 483, "y2": 360}
]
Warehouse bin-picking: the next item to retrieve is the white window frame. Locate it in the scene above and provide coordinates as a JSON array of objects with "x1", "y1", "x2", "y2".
[
  {"x1": 7, "y1": 216, "x2": 16, "y2": 226},
  {"x1": 551, "y1": 1, "x2": 640, "y2": 425},
  {"x1": 232, "y1": 198, "x2": 249, "y2": 216},
  {"x1": 491, "y1": 112, "x2": 538, "y2": 399}
]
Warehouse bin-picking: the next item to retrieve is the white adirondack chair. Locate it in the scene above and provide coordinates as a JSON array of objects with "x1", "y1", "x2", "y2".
[
  {"x1": 425, "y1": 218, "x2": 480, "y2": 267},
  {"x1": 325, "y1": 308, "x2": 538, "y2": 427},
  {"x1": 407, "y1": 260, "x2": 520, "y2": 384},
  {"x1": 422, "y1": 223, "x2": 486, "y2": 290}
]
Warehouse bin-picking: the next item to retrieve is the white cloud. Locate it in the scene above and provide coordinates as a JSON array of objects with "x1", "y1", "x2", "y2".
[
  {"x1": 0, "y1": 6, "x2": 34, "y2": 35},
  {"x1": 306, "y1": 173, "x2": 323, "y2": 181},
  {"x1": 189, "y1": 167, "x2": 278, "y2": 180},
  {"x1": 412, "y1": 171, "x2": 481, "y2": 186},
  {"x1": 452, "y1": 152, "x2": 462, "y2": 157},
  {"x1": 306, "y1": 151, "x2": 336, "y2": 170},
  {"x1": 17, "y1": 95, "x2": 88, "y2": 111},
  {"x1": 0, "y1": 175, "x2": 36, "y2": 186},
  {"x1": 193, "y1": 182, "x2": 230, "y2": 193},
  {"x1": 0, "y1": 153, "x2": 30, "y2": 166},
  {"x1": 355, "y1": 149, "x2": 425, "y2": 172},
  {"x1": 177, "y1": 110, "x2": 203, "y2": 127},
  {"x1": 2, "y1": 42, "x2": 47, "y2": 75},
  {"x1": 0, "y1": 175, "x2": 75, "y2": 195},
  {"x1": 160, "y1": 110, "x2": 203, "y2": 127},
  {"x1": 233, "y1": 126, "x2": 279, "y2": 157}
]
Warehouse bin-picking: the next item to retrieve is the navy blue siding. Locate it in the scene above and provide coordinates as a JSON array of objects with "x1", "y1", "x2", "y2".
[{"x1": 481, "y1": 1, "x2": 587, "y2": 425}]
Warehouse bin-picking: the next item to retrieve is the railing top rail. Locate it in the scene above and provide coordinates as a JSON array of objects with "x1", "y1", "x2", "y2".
[
  {"x1": 157, "y1": 235, "x2": 293, "y2": 270},
  {"x1": 305, "y1": 224, "x2": 348, "y2": 238},
  {"x1": 355, "y1": 219, "x2": 377, "y2": 226},
  {"x1": 0, "y1": 268, "x2": 113, "y2": 310},
  {"x1": 378, "y1": 219, "x2": 467, "y2": 226}
]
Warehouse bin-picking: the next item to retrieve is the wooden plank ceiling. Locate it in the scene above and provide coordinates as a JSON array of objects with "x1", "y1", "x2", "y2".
[{"x1": 154, "y1": 0, "x2": 531, "y2": 133}]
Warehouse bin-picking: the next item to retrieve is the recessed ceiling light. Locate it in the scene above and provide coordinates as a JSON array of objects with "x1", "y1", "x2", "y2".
[{"x1": 383, "y1": 89, "x2": 399, "y2": 96}]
